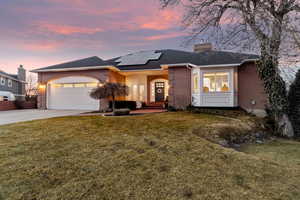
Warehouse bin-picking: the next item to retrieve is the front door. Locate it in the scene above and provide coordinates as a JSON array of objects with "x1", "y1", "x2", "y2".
[{"x1": 155, "y1": 82, "x2": 165, "y2": 102}]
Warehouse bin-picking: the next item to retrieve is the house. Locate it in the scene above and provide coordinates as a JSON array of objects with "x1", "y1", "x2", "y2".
[
  {"x1": 32, "y1": 43, "x2": 268, "y2": 116},
  {"x1": 0, "y1": 65, "x2": 26, "y2": 101}
]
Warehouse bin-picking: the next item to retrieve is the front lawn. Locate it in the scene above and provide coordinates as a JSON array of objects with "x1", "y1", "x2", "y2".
[
  {"x1": 0, "y1": 112, "x2": 299, "y2": 200},
  {"x1": 241, "y1": 138, "x2": 300, "y2": 167}
]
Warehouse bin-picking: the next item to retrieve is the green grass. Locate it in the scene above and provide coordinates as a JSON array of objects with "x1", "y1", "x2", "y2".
[{"x1": 0, "y1": 112, "x2": 299, "y2": 200}]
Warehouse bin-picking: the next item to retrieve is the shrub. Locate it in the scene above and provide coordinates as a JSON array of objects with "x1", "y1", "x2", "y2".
[
  {"x1": 167, "y1": 106, "x2": 177, "y2": 112},
  {"x1": 14, "y1": 100, "x2": 37, "y2": 109},
  {"x1": 113, "y1": 108, "x2": 130, "y2": 116},
  {"x1": 109, "y1": 101, "x2": 137, "y2": 110}
]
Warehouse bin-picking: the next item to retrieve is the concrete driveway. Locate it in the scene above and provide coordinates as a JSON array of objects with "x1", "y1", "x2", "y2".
[{"x1": 0, "y1": 109, "x2": 86, "y2": 125}]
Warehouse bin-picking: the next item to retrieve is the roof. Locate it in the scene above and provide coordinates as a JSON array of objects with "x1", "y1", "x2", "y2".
[
  {"x1": 32, "y1": 56, "x2": 112, "y2": 72},
  {"x1": 32, "y1": 49, "x2": 259, "y2": 72},
  {"x1": 107, "y1": 49, "x2": 259, "y2": 70},
  {"x1": 0, "y1": 70, "x2": 20, "y2": 82},
  {"x1": 279, "y1": 64, "x2": 300, "y2": 90}
]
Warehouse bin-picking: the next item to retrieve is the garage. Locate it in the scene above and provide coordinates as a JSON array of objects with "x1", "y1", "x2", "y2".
[{"x1": 47, "y1": 76, "x2": 100, "y2": 110}]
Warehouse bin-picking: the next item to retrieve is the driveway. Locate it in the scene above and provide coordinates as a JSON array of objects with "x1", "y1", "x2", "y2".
[{"x1": 0, "y1": 109, "x2": 86, "y2": 125}]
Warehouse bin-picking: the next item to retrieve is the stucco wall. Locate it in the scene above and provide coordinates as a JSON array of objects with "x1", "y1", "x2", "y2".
[
  {"x1": 168, "y1": 66, "x2": 191, "y2": 109},
  {"x1": 37, "y1": 69, "x2": 110, "y2": 110},
  {"x1": 238, "y1": 63, "x2": 268, "y2": 116}
]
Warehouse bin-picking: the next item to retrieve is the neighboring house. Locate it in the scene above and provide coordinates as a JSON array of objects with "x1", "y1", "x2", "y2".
[
  {"x1": 0, "y1": 65, "x2": 26, "y2": 101},
  {"x1": 32, "y1": 43, "x2": 269, "y2": 116}
]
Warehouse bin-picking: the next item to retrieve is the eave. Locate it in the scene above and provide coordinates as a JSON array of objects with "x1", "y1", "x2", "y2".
[{"x1": 31, "y1": 65, "x2": 120, "y2": 73}]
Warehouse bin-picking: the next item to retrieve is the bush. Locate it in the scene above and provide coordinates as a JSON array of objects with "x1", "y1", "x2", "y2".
[
  {"x1": 25, "y1": 95, "x2": 37, "y2": 102},
  {"x1": 109, "y1": 101, "x2": 137, "y2": 110},
  {"x1": 113, "y1": 108, "x2": 130, "y2": 116},
  {"x1": 14, "y1": 100, "x2": 37, "y2": 109}
]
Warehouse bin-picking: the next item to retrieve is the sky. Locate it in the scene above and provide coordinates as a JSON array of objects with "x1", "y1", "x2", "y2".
[{"x1": 0, "y1": 0, "x2": 188, "y2": 74}]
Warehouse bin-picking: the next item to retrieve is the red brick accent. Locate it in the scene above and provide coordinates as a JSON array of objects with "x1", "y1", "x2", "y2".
[
  {"x1": 0, "y1": 101, "x2": 17, "y2": 111},
  {"x1": 168, "y1": 66, "x2": 191, "y2": 109},
  {"x1": 238, "y1": 63, "x2": 268, "y2": 111},
  {"x1": 20, "y1": 101, "x2": 37, "y2": 109}
]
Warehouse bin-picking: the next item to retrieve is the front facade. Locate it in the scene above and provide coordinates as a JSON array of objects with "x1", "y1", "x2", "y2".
[
  {"x1": 33, "y1": 44, "x2": 268, "y2": 116},
  {"x1": 0, "y1": 65, "x2": 26, "y2": 101}
]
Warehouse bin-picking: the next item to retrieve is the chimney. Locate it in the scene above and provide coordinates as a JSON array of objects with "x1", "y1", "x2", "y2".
[
  {"x1": 194, "y1": 43, "x2": 213, "y2": 53},
  {"x1": 18, "y1": 65, "x2": 26, "y2": 82}
]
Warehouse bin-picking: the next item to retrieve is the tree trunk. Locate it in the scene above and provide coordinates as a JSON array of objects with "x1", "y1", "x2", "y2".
[
  {"x1": 257, "y1": 55, "x2": 295, "y2": 137},
  {"x1": 112, "y1": 95, "x2": 116, "y2": 112}
]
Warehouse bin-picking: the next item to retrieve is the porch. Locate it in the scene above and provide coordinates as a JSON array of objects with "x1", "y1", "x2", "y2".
[{"x1": 112, "y1": 70, "x2": 169, "y2": 106}]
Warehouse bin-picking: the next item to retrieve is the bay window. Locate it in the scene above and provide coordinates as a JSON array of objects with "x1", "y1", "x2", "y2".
[{"x1": 203, "y1": 72, "x2": 230, "y2": 92}]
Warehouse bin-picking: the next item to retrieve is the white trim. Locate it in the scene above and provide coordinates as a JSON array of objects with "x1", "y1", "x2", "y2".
[
  {"x1": 31, "y1": 65, "x2": 120, "y2": 73},
  {"x1": 120, "y1": 68, "x2": 163, "y2": 72},
  {"x1": 196, "y1": 59, "x2": 258, "y2": 68},
  {"x1": 198, "y1": 63, "x2": 241, "y2": 68},
  {"x1": 161, "y1": 63, "x2": 196, "y2": 69}
]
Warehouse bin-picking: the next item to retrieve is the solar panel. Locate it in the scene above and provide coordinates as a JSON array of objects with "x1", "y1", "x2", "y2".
[{"x1": 116, "y1": 50, "x2": 162, "y2": 66}]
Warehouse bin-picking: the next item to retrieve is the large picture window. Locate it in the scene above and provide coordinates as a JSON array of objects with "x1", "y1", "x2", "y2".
[{"x1": 203, "y1": 72, "x2": 230, "y2": 92}]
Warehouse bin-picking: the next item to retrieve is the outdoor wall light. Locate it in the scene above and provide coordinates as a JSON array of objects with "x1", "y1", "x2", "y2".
[{"x1": 39, "y1": 84, "x2": 46, "y2": 89}]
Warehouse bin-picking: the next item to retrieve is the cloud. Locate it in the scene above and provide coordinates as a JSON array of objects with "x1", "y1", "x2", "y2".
[
  {"x1": 0, "y1": 0, "x2": 189, "y2": 71},
  {"x1": 145, "y1": 32, "x2": 186, "y2": 41},
  {"x1": 20, "y1": 41, "x2": 62, "y2": 51},
  {"x1": 35, "y1": 22, "x2": 103, "y2": 35},
  {"x1": 139, "y1": 10, "x2": 181, "y2": 31}
]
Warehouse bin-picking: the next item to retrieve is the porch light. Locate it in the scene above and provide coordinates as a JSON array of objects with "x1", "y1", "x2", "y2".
[{"x1": 38, "y1": 84, "x2": 46, "y2": 89}]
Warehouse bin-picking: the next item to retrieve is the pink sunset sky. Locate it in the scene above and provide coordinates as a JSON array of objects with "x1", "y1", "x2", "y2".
[{"x1": 0, "y1": 0, "x2": 188, "y2": 74}]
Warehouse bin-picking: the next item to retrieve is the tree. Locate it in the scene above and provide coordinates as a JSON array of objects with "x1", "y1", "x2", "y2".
[
  {"x1": 26, "y1": 73, "x2": 38, "y2": 101},
  {"x1": 161, "y1": 0, "x2": 300, "y2": 137},
  {"x1": 90, "y1": 82, "x2": 129, "y2": 112}
]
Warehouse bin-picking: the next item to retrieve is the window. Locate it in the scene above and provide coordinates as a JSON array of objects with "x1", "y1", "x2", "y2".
[
  {"x1": 86, "y1": 83, "x2": 98, "y2": 88},
  {"x1": 0, "y1": 77, "x2": 5, "y2": 86},
  {"x1": 74, "y1": 83, "x2": 86, "y2": 88},
  {"x1": 132, "y1": 85, "x2": 138, "y2": 100},
  {"x1": 8, "y1": 79, "x2": 12, "y2": 88},
  {"x1": 193, "y1": 73, "x2": 199, "y2": 93},
  {"x1": 139, "y1": 85, "x2": 145, "y2": 101},
  {"x1": 63, "y1": 84, "x2": 73, "y2": 88},
  {"x1": 52, "y1": 84, "x2": 62, "y2": 88},
  {"x1": 203, "y1": 72, "x2": 229, "y2": 92}
]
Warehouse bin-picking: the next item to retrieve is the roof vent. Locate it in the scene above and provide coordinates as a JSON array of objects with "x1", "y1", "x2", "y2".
[{"x1": 194, "y1": 43, "x2": 213, "y2": 53}]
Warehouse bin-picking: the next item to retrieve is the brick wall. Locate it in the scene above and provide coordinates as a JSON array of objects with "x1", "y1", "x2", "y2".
[
  {"x1": 168, "y1": 66, "x2": 191, "y2": 109},
  {"x1": 0, "y1": 101, "x2": 17, "y2": 111},
  {"x1": 238, "y1": 63, "x2": 268, "y2": 115}
]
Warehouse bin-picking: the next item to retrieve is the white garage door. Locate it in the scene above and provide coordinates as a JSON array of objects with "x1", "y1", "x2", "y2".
[{"x1": 47, "y1": 76, "x2": 100, "y2": 111}]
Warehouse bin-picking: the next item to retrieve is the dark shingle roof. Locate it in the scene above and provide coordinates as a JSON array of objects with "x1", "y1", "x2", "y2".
[
  {"x1": 106, "y1": 49, "x2": 259, "y2": 70},
  {"x1": 33, "y1": 50, "x2": 259, "y2": 72},
  {"x1": 33, "y1": 56, "x2": 110, "y2": 71},
  {"x1": 0, "y1": 70, "x2": 19, "y2": 80}
]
